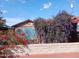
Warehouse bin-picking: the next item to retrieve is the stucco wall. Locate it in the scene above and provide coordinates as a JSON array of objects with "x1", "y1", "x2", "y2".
[
  {"x1": 28, "y1": 43, "x2": 79, "y2": 54},
  {"x1": 14, "y1": 23, "x2": 37, "y2": 40},
  {"x1": 9, "y1": 43, "x2": 79, "y2": 56}
]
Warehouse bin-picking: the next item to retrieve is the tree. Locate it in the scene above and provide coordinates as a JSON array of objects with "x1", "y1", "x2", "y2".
[
  {"x1": 34, "y1": 18, "x2": 47, "y2": 43},
  {"x1": 48, "y1": 11, "x2": 75, "y2": 43}
]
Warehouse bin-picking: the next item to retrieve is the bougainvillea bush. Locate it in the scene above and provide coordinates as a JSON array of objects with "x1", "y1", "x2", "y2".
[
  {"x1": 0, "y1": 29, "x2": 29, "y2": 57},
  {"x1": 34, "y1": 11, "x2": 78, "y2": 43},
  {"x1": 0, "y1": 31, "x2": 28, "y2": 58},
  {"x1": 0, "y1": 17, "x2": 28, "y2": 58}
]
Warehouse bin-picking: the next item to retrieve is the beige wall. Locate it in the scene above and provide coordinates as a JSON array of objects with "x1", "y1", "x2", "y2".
[
  {"x1": 8, "y1": 43, "x2": 79, "y2": 56},
  {"x1": 15, "y1": 22, "x2": 34, "y2": 32}
]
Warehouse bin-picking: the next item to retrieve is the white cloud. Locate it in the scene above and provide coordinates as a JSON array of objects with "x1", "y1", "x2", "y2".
[
  {"x1": 43, "y1": 2, "x2": 52, "y2": 9},
  {"x1": 1, "y1": 9, "x2": 8, "y2": 14},
  {"x1": 70, "y1": 3, "x2": 74, "y2": 8},
  {"x1": 40, "y1": 2, "x2": 52, "y2": 10},
  {"x1": 5, "y1": 18, "x2": 25, "y2": 26}
]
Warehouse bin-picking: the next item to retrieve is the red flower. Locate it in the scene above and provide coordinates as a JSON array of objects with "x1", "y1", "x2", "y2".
[
  {"x1": 20, "y1": 32, "x2": 25, "y2": 36},
  {"x1": 3, "y1": 45, "x2": 8, "y2": 49},
  {"x1": 23, "y1": 39, "x2": 28, "y2": 45},
  {"x1": 1, "y1": 35, "x2": 8, "y2": 40},
  {"x1": 0, "y1": 45, "x2": 8, "y2": 50}
]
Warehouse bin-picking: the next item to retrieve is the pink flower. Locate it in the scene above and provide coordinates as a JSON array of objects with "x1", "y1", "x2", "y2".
[
  {"x1": 20, "y1": 32, "x2": 25, "y2": 36},
  {"x1": 0, "y1": 45, "x2": 8, "y2": 50},
  {"x1": 3, "y1": 45, "x2": 8, "y2": 49},
  {"x1": 1, "y1": 35, "x2": 8, "y2": 40},
  {"x1": 11, "y1": 45, "x2": 17, "y2": 48}
]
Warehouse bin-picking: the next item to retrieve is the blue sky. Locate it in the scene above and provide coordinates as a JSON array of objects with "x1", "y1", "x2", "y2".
[{"x1": 0, "y1": 0, "x2": 79, "y2": 26}]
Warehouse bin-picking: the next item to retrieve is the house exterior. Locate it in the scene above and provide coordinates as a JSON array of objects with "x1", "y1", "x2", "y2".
[
  {"x1": 71, "y1": 16, "x2": 79, "y2": 40},
  {"x1": 71, "y1": 16, "x2": 79, "y2": 32},
  {"x1": 77, "y1": 23, "x2": 79, "y2": 32},
  {"x1": 12, "y1": 20, "x2": 37, "y2": 41},
  {"x1": 0, "y1": 17, "x2": 9, "y2": 31}
]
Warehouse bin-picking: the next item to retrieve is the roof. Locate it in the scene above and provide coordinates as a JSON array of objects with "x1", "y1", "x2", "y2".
[
  {"x1": 0, "y1": 25, "x2": 9, "y2": 30},
  {"x1": 12, "y1": 19, "x2": 33, "y2": 28},
  {"x1": 71, "y1": 16, "x2": 79, "y2": 23}
]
